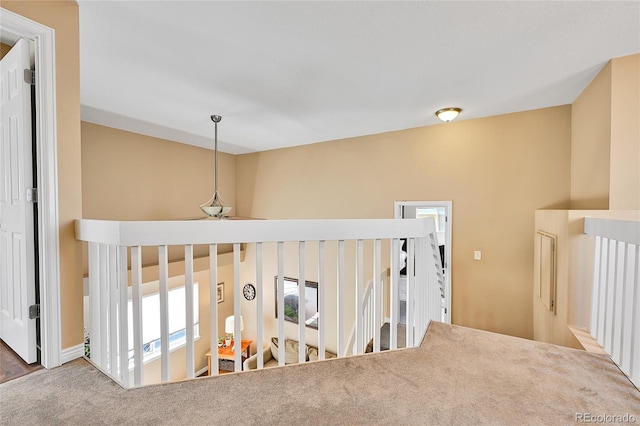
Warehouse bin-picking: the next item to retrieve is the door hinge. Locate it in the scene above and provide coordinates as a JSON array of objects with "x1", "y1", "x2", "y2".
[
  {"x1": 29, "y1": 304, "x2": 40, "y2": 319},
  {"x1": 24, "y1": 69, "x2": 35, "y2": 85},
  {"x1": 26, "y1": 188, "x2": 37, "y2": 203}
]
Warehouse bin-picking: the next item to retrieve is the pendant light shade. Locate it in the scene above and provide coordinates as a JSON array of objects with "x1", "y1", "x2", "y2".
[{"x1": 200, "y1": 115, "x2": 232, "y2": 218}]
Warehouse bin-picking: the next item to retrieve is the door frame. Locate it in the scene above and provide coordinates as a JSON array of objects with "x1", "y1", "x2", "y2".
[
  {"x1": 395, "y1": 201, "x2": 452, "y2": 323},
  {"x1": 1, "y1": 8, "x2": 61, "y2": 368}
]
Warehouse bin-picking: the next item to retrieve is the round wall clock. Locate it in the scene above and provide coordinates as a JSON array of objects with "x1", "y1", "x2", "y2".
[{"x1": 243, "y1": 283, "x2": 256, "y2": 301}]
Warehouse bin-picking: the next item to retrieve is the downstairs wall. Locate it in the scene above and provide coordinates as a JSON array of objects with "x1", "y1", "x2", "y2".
[{"x1": 236, "y1": 105, "x2": 572, "y2": 340}]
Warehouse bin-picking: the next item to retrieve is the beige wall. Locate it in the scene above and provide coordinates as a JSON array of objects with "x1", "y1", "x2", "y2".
[
  {"x1": 571, "y1": 62, "x2": 611, "y2": 209},
  {"x1": 0, "y1": 43, "x2": 11, "y2": 58},
  {"x1": 3, "y1": 1, "x2": 83, "y2": 349},
  {"x1": 81, "y1": 122, "x2": 236, "y2": 264},
  {"x1": 237, "y1": 106, "x2": 572, "y2": 340},
  {"x1": 571, "y1": 53, "x2": 640, "y2": 211},
  {"x1": 609, "y1": 54, "x2": 640, "y2": 209}
]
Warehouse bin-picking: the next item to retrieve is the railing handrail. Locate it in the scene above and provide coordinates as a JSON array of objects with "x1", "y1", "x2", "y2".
[
  {"x1": 76, "y1": 218, "x2": 436, "y2": 246},
  {"x1": 584, "y1": 217, "x2": 640, "y2": 245}
]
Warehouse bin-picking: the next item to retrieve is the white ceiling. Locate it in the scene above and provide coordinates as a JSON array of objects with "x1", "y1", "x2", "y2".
[{"x1": 78, "y1": 1, "x2": 640, "y2": 155}]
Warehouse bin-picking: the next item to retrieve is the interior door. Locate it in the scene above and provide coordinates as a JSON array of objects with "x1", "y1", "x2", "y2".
[
  {"x1": 0, "y1": 38, "x2": 37, "y2": 363},
  {"x1": 395, "y1": 201, "x2": 452, "y2": 323}
]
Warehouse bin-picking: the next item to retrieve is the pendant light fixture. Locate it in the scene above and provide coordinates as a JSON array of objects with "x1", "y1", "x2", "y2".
[
  {"x1": 200, "y1": 115, "x2": 232, "y2": 218},
  {"x1": 435, "y1": 107, "x2": 462, "y2": 122}
]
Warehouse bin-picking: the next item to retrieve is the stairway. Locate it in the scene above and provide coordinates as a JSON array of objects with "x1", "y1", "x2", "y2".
[{"x1": 365, "y1": 301, "x2": 407, "y2": 352}]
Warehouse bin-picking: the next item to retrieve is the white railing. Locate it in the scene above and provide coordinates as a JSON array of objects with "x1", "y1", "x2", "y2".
[
  {"x1": 75, "y1": 218, "x2": 444, "y2": 388},
  {"x1": 585, "y1": 217, "x2": 640, "y2": 387}
]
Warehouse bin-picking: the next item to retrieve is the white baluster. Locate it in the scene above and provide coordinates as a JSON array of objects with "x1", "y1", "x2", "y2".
[
  {"x1": 373, "y1": 239, "x2": 381, "y2": 353},
  {"x1": 277, "y1": 242, "x2": 285, "y2": 366},
  {"x1": 233, "y1": 243, "x2": 242, "y2": 371},
  {"x1": 611, "y1": 241, "x2": 626, "y2": 365},
  {"x1": 108, "y1": 245, "x2": 118, "y2": 376},
  {"x1": 256, "y1": 242, "x2": 264, "y2": 369},
  {"x1": 355, "y1": 239, "x2": 364, "y2": 355},
  {"x1": 630, "y1": 244, "x2": 639, "y2": 387},
  {"x1": 390, "y1": 238, "x2": 399, "y2": 350},
  {"x1": 117, "y1": 246, "x2": 129, "y2": 387},
  {"x1": 131, "y1": 246, "x2": 143, "y2": 386},
  {"x1": 158, "y1": 245, "x2": 169, "y2": 382},
  {"x1": 88, "y1": 242, "x2": 101, "y2": 367},
  {"x1": 298, "y1": 241, "x2": 306, "y2": 363},
  {"x1": 590, "y1": 236, "x2": 602, "y2": 339},
  {"x1": 99, "y1": 244, "x2": 108, "y2": 371},
  {"x1": 318, "y1": 240, "x2": 326, "y2": 360},
  {"x1": 209, "y1": 244, "x2": 219, "y2": 375},
  {"x1": 185, "y1": 244, "x2": 195, "y2": 379},
  {"x1": 337, "y1": 240, "x2": 345, "y2": 356}
]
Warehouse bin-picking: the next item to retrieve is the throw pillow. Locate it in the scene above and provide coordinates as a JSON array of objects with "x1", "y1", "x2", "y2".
[{"x1": 270, "y1": 337, "x2": 304, "y2": 364}]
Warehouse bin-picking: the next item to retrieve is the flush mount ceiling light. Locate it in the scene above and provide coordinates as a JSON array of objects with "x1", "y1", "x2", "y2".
[
  {"x1": 435, "y1": 107, "x2": 462, "y2": 122},
  {"x1": 200, "y1": 115, "x2": 232, "y2": 218}
]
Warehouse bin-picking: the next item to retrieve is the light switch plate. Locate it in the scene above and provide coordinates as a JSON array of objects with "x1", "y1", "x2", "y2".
[{"x1": 474, "y1": 250, "x2": 482, "y2": 260}]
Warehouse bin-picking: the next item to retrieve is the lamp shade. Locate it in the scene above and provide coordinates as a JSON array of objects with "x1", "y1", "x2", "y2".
[
  {"x1": 225, "y1": 315, "x2": 244, "y2": 334},
  {"x1": 435, "y1": 107, "x2": 461, "y2": 122}
]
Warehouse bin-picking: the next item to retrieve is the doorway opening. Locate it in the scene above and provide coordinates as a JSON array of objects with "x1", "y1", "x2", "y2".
[
  {"x1": 395, "y1": 201, "x2": 452, "y2": 323},
  {"x1": 1, "y1": 7, "x2": 61, "y2": 369}
]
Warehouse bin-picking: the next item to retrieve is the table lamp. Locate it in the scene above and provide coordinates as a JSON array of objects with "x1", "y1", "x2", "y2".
[{"x1": 225, "y1": 315, "x2": 244, "y2": 351}]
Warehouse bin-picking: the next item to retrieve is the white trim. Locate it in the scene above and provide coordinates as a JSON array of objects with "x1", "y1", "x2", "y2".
[
  {"x1": 75, "y1": 218, "x2": 435, "y2": 246},
  {"x1": 395, "y1": 201, "x2": 453, "y2": 324},
  {"x1": 61, "y1": 343, "x2": 83, "y2": 364},
  {"x1": 1, "y1": 8, "x2": 61, "y2": 368}
]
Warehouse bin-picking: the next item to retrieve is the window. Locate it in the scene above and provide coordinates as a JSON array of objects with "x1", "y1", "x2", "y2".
[{"x1": 127, "y1": 283, "x2": 199, "y2": 366}]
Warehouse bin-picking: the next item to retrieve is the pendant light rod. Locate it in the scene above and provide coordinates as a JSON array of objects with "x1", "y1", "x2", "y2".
[
  {"x1": 200, "y1": 114, "x2": 231, "y2": 218},
  {"x1": 211, "y1": 114, "x2": 222, "y2": 194}
]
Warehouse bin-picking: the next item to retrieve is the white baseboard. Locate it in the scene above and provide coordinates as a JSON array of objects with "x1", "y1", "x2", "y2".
[
  {"x1": 195, "y1": 366, "x2": 208, "y2": 377},
  {"x1": 60, "y1": 343, "x2": 84, "y2": 364}
]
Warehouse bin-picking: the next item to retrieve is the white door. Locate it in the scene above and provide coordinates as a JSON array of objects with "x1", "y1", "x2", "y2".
[
  {"x1": 0, "y1": 38, "x2": 37, "y2": 363},
  {"x1": 395, "y1": 201, "x2": 452, "y2": 323}
]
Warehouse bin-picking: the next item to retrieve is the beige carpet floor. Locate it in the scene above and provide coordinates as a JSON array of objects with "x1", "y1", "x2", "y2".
[{"x1": 1, "y1": 322, "x2": 638, "y2": 425}]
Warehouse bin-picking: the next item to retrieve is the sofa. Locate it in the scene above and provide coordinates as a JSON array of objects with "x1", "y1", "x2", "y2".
[{"x1": 243, "y1": 337, "x2": 337, "y2": 370}]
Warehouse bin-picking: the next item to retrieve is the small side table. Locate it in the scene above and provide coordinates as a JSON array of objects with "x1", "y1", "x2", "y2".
[{"x1": 206, "y1": 339, "x2": 252, "y2": 375}]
